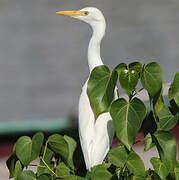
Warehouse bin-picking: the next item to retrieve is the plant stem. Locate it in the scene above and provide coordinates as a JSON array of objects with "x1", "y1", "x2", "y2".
[
  {"x1": 133, "y1": 88, "x2": 144, "y2": 97},
  {"x1": 41, "y1": 142, "x2": 59, "y2": 179},
  {"x1": 129, "y1": 88, "x2": 144, "y2": 101},
  {"x1": 41, "y1": 158, "x2": 56, "y2": 176},
  {"x1": 43, "y1": 141, "x2": 48, "y2": 160}
]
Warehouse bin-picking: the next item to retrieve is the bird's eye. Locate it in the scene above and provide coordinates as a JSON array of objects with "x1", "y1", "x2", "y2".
[{"x1": 84, "y1": 11, "x2": 89, "y2": 15}]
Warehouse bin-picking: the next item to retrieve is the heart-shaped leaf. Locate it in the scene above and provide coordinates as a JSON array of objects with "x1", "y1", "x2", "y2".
[
  {"x1": 150, "y1": 157, "x2": 170, "y2": 179},
  {"x1": 87, "y1": 65, "x2": 118, "y2": 118},
  {"x1": 169, "y1": 72, "x2": 179, "y2": 111},
  {"x1": 15, "y1": 136, "x2": 32, "y2": 166},
  {"x1": 110, "y1": 97, "x2": 146, "y2": 150},
  {"x1": 116, "y1": 62, "x2": 142, "y2": 96},
  {"x1": 47, "y1": 134, "x2": 69, "y2": 162},
  {"x1": 64, "y1": 135, "x2": 77, "y2": 169},
  {"x1": 31, "y1": 132, "x2": 44, "y2": 161},
  {"x1": 141, "y1": 62, "x2": 163, "y2": 97},
  {"x1": 47, "y1": 134, "x2": 77, "y2": 169}
]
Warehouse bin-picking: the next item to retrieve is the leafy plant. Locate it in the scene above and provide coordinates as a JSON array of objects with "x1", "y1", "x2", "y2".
[{"x1": 7, "y1": 62, "x2": 179, "y2": 179}]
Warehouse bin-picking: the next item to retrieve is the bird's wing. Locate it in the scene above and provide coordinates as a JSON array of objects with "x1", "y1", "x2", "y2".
[
  {"x1": 78, "y1": 81, "x2": 115, "y2": 170},
  {"x1": 78, "y1": 81, "x2": 95, "y2": 170},
  {"x1": 91, "y1": 112, "x2": 114, "y2": 167}
]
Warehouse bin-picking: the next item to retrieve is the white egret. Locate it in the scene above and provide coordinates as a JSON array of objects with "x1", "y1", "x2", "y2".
[{"x1": 56, "y1": 7, "x2": 117, "y2": 170}]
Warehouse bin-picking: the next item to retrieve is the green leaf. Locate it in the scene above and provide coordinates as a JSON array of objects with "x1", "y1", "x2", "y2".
[
  {"x1": 151, "y1": 83, "x2": 178, "y2": 131},
  {"x1": 153, "y1": 130, "x2": 177, "y2": 170},
  {"x1": 17, "y1": 170, "x2": 36, "y2": 180},
  {"x1": 37, "y1": 147, "x2": 54, "y2": 177},
  {"x1": 63, "y1": 175, "x2": 78, "y2": 180},
  {"x1": 87, "y1": 65, "x2": 118, "y2": 118},
  {"x1": 108, "y1": 145, "x2": 129, "y2": 167},
  {"x1": 143, "y1": 112, "x2": 157, "y2": 136},
  {"x1": 132, "y1": 175, "x2": 146, "y2": 180},
  {"x1": 126, "y1": 151, "x2": 145, "y2": 178},
  {"x1": 115, "y1": 63, "x2": 126, "y2": 77},
  {"x1": 89, "y1": 164, "x2": 112, "y2": 180},
  {"x1": 61, "y1": 175, "x2": 86, "y2": 180},
  {"x1": 15, "y1": 136, "x2": 32, "y2": 166},
  {"x1": 42, "y1": 147, "x2": 54, "y2": 165},
  {"x1": 150, "y1": 157, "x2": 170, "y2": 179},
  {"x1": 110, "y1": 97, "x2": 146, "y2": 150},
  {"x1": 56, "y1": 162, "x2": 70, "y2": 178},
  {"x1": 117, "y1": 62, "x2": 142, "y2": 96},
  {"x1": 144, "y1": 133, "x2": 155, "y2": 152},
  {"x1": 37, "y1": 175, "x2": 49, "y2": 180},
  {"x1": 157, "y1": 105, "x2": 178, "y2": 130},
  {"x1": 146, "y1": 169, "x2": 161, "y2": 180},
  {"x1": 14, "y1": 160, "x2": 23, "y2": 180},
  {"x1": 77, "y1": 176, "x2": 87, "y2": 180},
  {"x1": 6, "y1": 154, "x2": 18, "y2": 178},
  {"x1": 37, "y1": 158, "x2": 54, "y2": 177},
  {"x1": 64, "y1": 135, "x2": 77, "y2": 169},
  {"x1": 124, "y1": 174, "x2": 133, "y2": 180},
  {"x1": 174, "y1": 164, "x2": 179, "y2": 180},
  {"x1": 47, "y1": 134, "x2": 69, "y2": 161},
  {"x1": 31, "y1": 132, "x2": 44, "y2": 161},
  {"x1": 169, "y1": 72, "x2": 179, "y2": 109},
  {"x1": 153, "y1": 88, "x2": 164, "y2": 115},
  {"x1": 129, "y1": 62, "x2": 143, "y2": 73},
  {"x1": 141, "y1": 62, "x2": 163, "y2": 97}
]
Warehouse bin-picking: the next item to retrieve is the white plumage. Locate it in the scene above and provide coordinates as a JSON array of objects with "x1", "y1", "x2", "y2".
[
  {"x1": 79, "y1": 81, "x2": 115, "y2": 170},
  {"x1": 56, "y1": 7, "x2": 116, "y2": 170}
]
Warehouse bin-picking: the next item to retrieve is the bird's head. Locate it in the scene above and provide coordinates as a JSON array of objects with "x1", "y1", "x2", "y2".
[{"x1": 56, "y1": 7, "x2": 105, "y2": 29}]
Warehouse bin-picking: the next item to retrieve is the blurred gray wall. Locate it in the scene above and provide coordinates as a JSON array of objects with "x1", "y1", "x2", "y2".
[{"x1": 0, "y1": 0, "x2": 179, "y2": 121}]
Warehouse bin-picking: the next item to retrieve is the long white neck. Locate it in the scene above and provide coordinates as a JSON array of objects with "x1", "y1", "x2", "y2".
[{"x1": 88, "y1": 21, "x2": 106, "y2": 72}]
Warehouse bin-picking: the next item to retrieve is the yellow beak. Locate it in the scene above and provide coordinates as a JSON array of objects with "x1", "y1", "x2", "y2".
[{"x1": 56, "y1": 10, "x2": 88, "y2": 16}]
